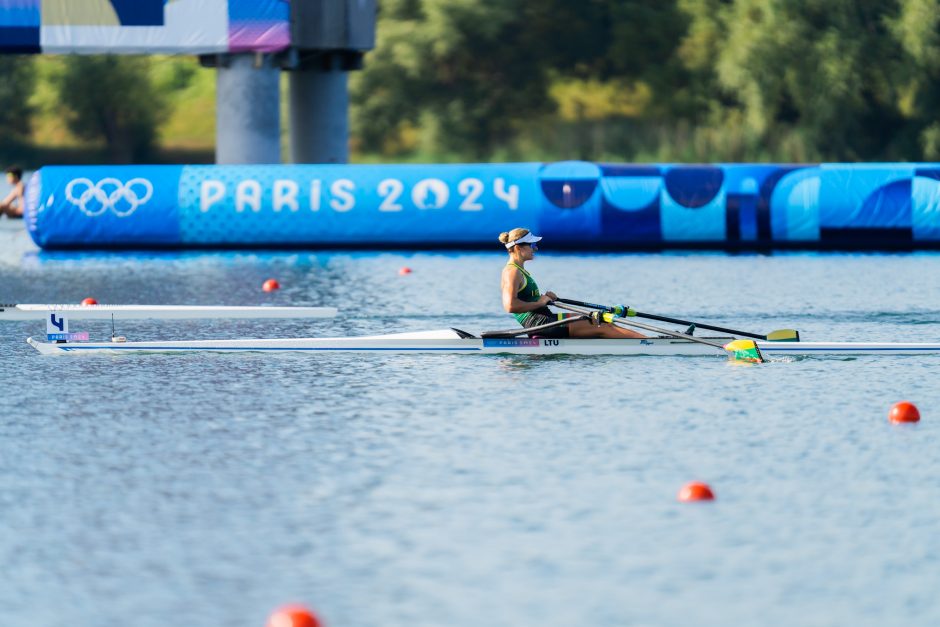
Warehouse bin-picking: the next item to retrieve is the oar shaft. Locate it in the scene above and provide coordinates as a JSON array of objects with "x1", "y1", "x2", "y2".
[
  {"x1": 481, "y1": 314, "x2": 588, "y2": 338},
  {"x1": 631, "y1": 310, "x2": 765, "y2": 340},
  {"x1": 552, "y1": 302, "x2": 729, "y2": 351},
  {"x1": 556, "y1": 298, "x2": 618, "y2": 312},
  {"x1": 556, "y1": 298, "x2": 765, "y2": 340}
]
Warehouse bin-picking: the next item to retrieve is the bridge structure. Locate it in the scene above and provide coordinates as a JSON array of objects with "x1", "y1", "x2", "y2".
[{"x1": 0, "y1": 0, "x2": 376, "y2": 165}]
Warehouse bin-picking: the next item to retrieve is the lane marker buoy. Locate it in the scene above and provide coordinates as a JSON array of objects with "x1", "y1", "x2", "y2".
[
  {"x1": 678, "y1": 481, "x2": 715, "y2": 502},
  {"x1": 889, "y1": 401, "x2": 920, "y2": 424},
  {"x1": 266, "y1": 604, "x2": 322, "y2": 627}
]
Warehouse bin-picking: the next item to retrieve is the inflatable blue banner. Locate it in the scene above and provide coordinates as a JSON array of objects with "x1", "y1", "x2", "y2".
[{"x1": 23, "y1": 162, "x2": 940, "y2": 249}]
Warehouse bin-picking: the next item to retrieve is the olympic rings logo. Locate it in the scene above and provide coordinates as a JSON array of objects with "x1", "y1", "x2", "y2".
[{"x1": 64, "y1": 178, "x2": 154, "y2": 217}]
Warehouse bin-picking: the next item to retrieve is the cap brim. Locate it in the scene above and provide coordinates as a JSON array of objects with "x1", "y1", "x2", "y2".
[{"x1": 505, "y1": 233, "x2": 542, "y2": 249}]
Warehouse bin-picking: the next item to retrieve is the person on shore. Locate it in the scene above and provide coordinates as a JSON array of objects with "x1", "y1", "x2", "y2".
[
  {"x1": 499, "y1": 227, "x2": 645, "y2": 339},
  {"x1": 0, "y1": 167, "x2": 25, "y2": 219}
]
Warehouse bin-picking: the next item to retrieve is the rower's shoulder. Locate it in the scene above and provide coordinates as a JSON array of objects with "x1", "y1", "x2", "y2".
[{"x1": 501, "y1": 263, "x2": 523, "y2": 285}]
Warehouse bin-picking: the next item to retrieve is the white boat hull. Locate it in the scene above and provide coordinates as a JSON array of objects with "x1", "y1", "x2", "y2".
[
  {"x1": 2, "y1": 304, "x2": 337, "y2": 320},
  {"x1": 25, "y1": 329, "x2": 940, "y2": 357}
]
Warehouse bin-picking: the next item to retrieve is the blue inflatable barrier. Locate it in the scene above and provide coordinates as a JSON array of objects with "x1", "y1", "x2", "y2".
[{"x1": 23, "y1": 162, "x2": 940, "y2": 249}]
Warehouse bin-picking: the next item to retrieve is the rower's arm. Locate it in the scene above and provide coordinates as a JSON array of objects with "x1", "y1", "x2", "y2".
[{"x1": 501, "y1": 266, "x2": 550, "y2": 314}]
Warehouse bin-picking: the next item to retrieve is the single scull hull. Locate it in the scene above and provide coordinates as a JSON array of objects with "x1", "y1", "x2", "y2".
[{"x1": 25, "y1": 330, "x2": 940, "y2": 356}]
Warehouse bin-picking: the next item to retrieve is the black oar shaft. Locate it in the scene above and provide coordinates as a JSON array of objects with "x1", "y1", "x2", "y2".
[
  {"x1": 630, "y1": 311, "x2": 764, "y2": 340},
  {"x1": 557, "y1": 298, "x2": 616, "y2": 312},
  {"x1": 552, "y1": 302, "x2": 730, "y2": 351},
  {"x1": 556, "y1": 298, "x2": 766, "y2": 340}
]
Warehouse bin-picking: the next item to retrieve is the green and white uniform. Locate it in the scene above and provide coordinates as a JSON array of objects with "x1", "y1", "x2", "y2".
[{"x1": 508, "y1": 262, "x2": 568, "y2": 337}]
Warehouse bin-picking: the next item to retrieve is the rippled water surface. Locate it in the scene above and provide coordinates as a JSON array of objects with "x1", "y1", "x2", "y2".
[{"x1": 2, "y1": 226, "x2": 940, "y2": 627}]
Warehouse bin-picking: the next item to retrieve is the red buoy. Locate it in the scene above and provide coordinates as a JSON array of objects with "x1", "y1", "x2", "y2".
[
  {"x1": 399, "y1": 267, "x2": 412, "y2": 275},
  {"x1": 677, "y1": 481, "x2": 715, "y2": 502},
  {"x1": 266, "y1": 604, "x2": 322, "y2": 627},
  {"x1": 262, "y1": 279, "x2": 280, "y2": 292},
  {"x1": 889, "y1": 401, "x2": 920, "y2": 424},
  {"x1": 81, "y1": 297, "x2": 98, "y2": 305}
]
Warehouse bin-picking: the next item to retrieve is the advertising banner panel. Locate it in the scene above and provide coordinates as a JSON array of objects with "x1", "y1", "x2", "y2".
[
  {"x1": 0, "y1": 0, "x2": 40, "y2": 52},
  {"x1": 24, "y1": 162, "x2": 940, "y2": 250},
  {"x1": 0, "y1": 0, "x2": 289, "y2": 53}
]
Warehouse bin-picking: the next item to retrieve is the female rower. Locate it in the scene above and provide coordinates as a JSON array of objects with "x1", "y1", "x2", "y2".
[{"x1": 499, "y1": 227, "x2": 645, "y2": 339}]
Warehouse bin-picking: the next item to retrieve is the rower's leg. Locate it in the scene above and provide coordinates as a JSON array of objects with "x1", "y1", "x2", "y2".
[{"x1": 566, "y1": 319, "x2": 646, "y2": 339}]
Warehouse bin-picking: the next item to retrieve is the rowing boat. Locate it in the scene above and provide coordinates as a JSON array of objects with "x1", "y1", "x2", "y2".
[
  {"x1": 0, "y1": 303, "x2": 337, "y2": 320},
  {"x1": 25, "y1": 329, "x2": 940, "y2": 356},
  {"x1": 16, "y1": 298, "x2": 940, "y2": 359}
]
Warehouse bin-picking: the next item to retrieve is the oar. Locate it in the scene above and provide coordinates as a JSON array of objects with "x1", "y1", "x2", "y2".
[
  {"x1": 481, "y1": 314, "x2": 589, "y2": 338},
  {"x1": 552, "y1": 301, "x2": 765, "y2": 363},
  {"x1": 555, "y1": 298, "x2": 799, "y2": 342}
]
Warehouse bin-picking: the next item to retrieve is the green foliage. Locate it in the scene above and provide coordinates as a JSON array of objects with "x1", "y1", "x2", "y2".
[
  {"x1": 353, "y1": 0, "x2": 940, "y2": 162},
  {"x1": 6, "y1": 0, "x2": 940, "y2": 163},
  {"x1": 351, "y1": 0, "x2": 696, "y2": 159},
  {"x1": 699, "y1": 0, "x2": 911, "y2": 160},
  {"x1": 52, "y1": 56, "x2": 169, "y2": 163},
  {"x1": 890, "y1": 0, "x2": 940, "y2": 158},
  {"x1": 352, "y1": 0, "x2": 556, "y2": 158},
  {"x1": 0, "y1": 56, "x2": 36, "y2": 142}
]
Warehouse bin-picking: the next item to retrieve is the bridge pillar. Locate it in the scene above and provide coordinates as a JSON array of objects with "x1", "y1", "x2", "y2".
[
  {"x1": 288, "y1": 54, "x2": 352, "y2": 164},
  {"x1": 287, "y1": 0, "x2": 376, "y2": 164},
  {"x1": 213, "y1": 53, "x2": 281, "y2": 164}
]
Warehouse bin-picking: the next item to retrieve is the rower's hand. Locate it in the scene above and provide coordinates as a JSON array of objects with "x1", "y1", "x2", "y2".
[
  {"x1": 543, "y1": 291, "x2": 558, "y2": 304},
  {"x1": 538, "y1": 293, "x2": 556, "y2": 307}
]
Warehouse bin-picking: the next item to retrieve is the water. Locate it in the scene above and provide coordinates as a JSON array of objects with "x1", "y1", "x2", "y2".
[{"x1": 2, "y1": 231, "x2": 940, "y2": 627}]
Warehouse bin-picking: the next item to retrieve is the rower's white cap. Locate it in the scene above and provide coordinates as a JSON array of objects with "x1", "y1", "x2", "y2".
[{"x1": 505, "y1": 232, "x2": 542, "y2": 249}]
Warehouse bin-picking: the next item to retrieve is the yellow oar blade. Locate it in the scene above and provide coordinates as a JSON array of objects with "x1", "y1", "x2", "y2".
[
  {"x1": 723, "y1": 339, "x2": 765, "y2": 363},
  {"x1": 765, "y1": 329, "x2": 800, "y2": 342}
]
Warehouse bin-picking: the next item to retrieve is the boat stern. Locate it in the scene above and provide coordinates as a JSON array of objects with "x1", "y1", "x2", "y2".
[{"x1": 27, "y1": 337, "x2": 64, "y2": 355}]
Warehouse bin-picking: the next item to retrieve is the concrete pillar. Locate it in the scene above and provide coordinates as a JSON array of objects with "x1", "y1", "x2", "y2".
[
  {"x1": 215, "y1": 54, "x2": 281, "y2": 164},
  {"x1": 289, "y1": 68, "x2": 349, "y2": 164}
]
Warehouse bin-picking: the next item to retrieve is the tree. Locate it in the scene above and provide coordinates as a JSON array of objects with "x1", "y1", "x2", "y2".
[
  {"x1": 889, "y1": 0, "x2": 940, "y2": 158},
  {"x1": 351, "y1": 0, "x2": 706, "y2": 159},
  {"x1": 352, "y1": 0, "x2": 556, "y2": 159},
  {"x1": 351, "y1": 0, "x2": 940, "y2": 162},
  {"x1": 0, "y1": 56, "x2": 36, "y2": 143},
  {"x1": 54, "y1": 56, "x2": 169, "y2": 163},
  {"x1": 677, "y1": 0, "x2": 935, "y2": 161}
]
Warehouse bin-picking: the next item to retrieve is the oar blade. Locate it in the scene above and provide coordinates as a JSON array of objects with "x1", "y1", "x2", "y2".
[
  {"x1": 723, "y1": 339, "x2": 765, "y2": 363},
  {"x1": 765, "y1": 329, "x2": 800, "y2": 342}
]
